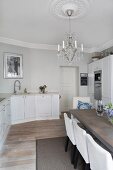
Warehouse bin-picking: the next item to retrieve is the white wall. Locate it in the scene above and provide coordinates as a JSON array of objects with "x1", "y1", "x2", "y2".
[
  {"x1": 59, "y1": 52, "x2": 92, "y2": 97},
  {"x1": 28, "y1": 49, "x2": 59, "y2": 92},
  {"x1": 0, "y1": 42, "x2": 92, "y2": 97},
  {"x1": 0, "y1": 43, "x2": 59, "y2": 93},
  {"x1": 78, "y1": 53, "x2": 92, "y2": 96}
]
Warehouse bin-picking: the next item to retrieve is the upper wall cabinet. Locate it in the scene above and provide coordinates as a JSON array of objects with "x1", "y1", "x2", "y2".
[{"x1": 93, "y1": 60, "x2": 102, "y2": 71}]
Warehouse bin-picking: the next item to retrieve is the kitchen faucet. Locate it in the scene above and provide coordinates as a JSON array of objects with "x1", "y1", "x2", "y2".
[{"x1": 14, "y1": 80, "x2": 21, "y2": 94}]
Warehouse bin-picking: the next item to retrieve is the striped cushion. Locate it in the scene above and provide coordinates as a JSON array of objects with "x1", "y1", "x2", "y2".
[{"x1": 77, "y1": 100, "x2": 92, "y2": 110}]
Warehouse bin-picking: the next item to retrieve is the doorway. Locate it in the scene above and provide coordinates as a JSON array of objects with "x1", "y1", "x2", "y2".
[{"x1": 60, "y1": 66, "x2": 79, "y2": 112}]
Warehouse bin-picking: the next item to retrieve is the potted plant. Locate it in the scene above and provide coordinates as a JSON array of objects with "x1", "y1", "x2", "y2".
[
  {"x1": 104, "y1": 103, "x2": 113, "y2": 124},
  {"x1": 39, "y1": 85, "x2": 47, "y2": 93}
]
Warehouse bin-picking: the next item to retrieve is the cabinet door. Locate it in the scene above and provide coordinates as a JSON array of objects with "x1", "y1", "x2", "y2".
[
  {"x1": 51, "y1": 95, "x2": 59, "y2": 118},
  {"x1": 0, "y1": 111, "x2": 3, "y2": 141},
  {"x1": 24, "y1": 95, "x2": 35, "y2": 118},
  {"x1": 5, "y1": 101, "x2": 11, "y2": 126},
  {"x1": 0, "y1": 109, "x2": 5, "y2": 141},
  {"x1": 36, "y1": 95, "x2": 52, "y2": 117},
  {"x1": 102, "y1": 57, "x2": 111, "y2": 98},
  {"x1": 11, "y1": 96, "x2": 24, "y2": 122},
  {"x1": 93, "y1": 60, "x2": 102, "y2": 71}
]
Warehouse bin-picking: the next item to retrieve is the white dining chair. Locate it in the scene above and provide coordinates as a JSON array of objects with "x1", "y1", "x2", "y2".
[
  {"x1": 86, "y1": 133, "x2": 113, "y2": 170},
  {"x1": 73, "y1": 119, "x2": 90, "y2": 170},
  {"x1": 64, "y1": 113, "x2": 76, "y2": 164}
]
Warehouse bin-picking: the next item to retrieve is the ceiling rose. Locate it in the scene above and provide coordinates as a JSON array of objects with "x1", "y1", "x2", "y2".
[{"x1": 49, "y1": 0, "x2": 91, "y2": 19}]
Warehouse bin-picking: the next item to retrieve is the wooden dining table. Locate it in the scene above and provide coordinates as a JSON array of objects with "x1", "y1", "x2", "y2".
[{"x1": 69, "y1": 109, "x2": 113, "y2": 155}]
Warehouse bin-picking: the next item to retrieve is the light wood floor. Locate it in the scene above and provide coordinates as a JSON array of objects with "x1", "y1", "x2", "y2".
[{"x1": 0, "y1": 119, "x2": 66, "y2": 170}]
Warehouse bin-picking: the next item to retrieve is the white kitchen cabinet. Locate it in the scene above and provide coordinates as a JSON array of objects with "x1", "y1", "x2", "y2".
[
  {"x1": 0, "y1": 99, "x2": 11, "y2": 150},
  {"x1": 52, "y1": 95, "x2": 59, "y2": 118},
  {"x1": 0, "y1": 111, "x2": 2, "y2": 140},
  {"x1": 88, "y1": 55, "x2": 113, "y2": 105},
  {"x1": 24, "y1": 95, "x2": 35, "y2": 119},
  {"x1": 102, "y1": 55, "x2": 113, "y2": 103},
  {"x1": 5, "y1": 101, "x2": 11, "y2": 125},
  {"x1": 88, "y1": 59, "x2": 103, "y2": 95},
  {"x1": 102, "y1": 56, "x2": 111, "y2": 99},
  {"x1": 36, "y1": 95, "x2": 52, "y2": 117},
  {"x1": 93, "y1": 60, "x2": 102, "y2": 71},
  {"x1": 11, "y1": 95, "x2": 36, "y2": 123},
  {"x1": 11, "y1": 96, "x2": 24, "y2": 122},
  {"x1": 0, "y1": 109, "x2": 5, "y2": 141},
  {"x1": 11, "y1": 93, "x2": 60, "y2": 124}
]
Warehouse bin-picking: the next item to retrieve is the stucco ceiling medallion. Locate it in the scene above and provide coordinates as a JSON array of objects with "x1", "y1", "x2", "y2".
[{"x1": 50, "y1": 0, "x2": 91, "y2": 19}]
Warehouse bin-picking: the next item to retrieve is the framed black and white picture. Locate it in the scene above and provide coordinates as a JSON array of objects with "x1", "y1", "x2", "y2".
[{"x1": 4, "y1": 53, "x2": 23, "y2": 79}]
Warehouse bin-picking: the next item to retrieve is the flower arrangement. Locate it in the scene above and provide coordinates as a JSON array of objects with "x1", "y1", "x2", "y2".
[
  {"x1": 39, "y1": 85, "x2": 47, "y2": 93},
  {"x1": 104, "y1": 103, "x2": 113, "y2": 124}
]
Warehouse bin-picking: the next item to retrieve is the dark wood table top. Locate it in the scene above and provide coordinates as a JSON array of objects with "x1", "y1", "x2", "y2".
[{"x1": 70, "y1": 109, "x2": 113, "y2": 154}]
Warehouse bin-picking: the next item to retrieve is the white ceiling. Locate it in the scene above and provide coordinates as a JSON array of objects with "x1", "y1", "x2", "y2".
[{"x1": 0, "y1": 0, "x2": 113, "y2": 50}]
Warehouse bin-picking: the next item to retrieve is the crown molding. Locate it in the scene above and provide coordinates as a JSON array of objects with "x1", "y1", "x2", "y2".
[
  {"x1": 0, "y1": 37, "x2": 57, "y2": 51},
  {"x1": 0, "y1": 36, "x2": 113, "y2": 53},
  {"x1": 90, "y1": 39, "x2": 113, "y2": 52},
  {"x1": 79, "y1": 39, "x2": 113, "y2": 53}
]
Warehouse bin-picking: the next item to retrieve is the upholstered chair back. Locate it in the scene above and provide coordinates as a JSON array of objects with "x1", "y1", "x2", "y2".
[
  {"x1": 73, "y1": 120, "x2": 89, "y2": 163},
  {"x1": 86, "y1": 134, "x2": 113, "y2": 170},
  {"x1": 64, "y1": 113, "x2": 76, "y2": 145}
]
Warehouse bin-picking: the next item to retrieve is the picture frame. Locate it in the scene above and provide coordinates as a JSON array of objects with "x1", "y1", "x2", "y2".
[{"x1": 4, "y1": 52, "x2": 23, "y2": 79}]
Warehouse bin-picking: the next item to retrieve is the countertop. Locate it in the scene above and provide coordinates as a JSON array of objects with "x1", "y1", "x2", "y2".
[
  {"x1": 12, "y1": 92, "x2": 60, "y2": 96},
  {"x1": 0, "y1": 92, "x2": 60, "y2": 102}
]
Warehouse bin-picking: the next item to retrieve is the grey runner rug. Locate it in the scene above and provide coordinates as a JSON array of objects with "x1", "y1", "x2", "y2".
[{"x1": 36, "y1": 137, "x2": 84, "y2": 170}]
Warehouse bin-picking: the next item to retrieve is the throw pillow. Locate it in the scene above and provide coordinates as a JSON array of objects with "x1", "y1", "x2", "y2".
[{"x1": 77, "y1": 100, "x2": 92, "y2": 110}]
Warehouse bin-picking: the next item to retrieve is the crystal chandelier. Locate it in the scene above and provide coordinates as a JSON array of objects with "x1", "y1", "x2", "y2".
[{"x1": 57, "y1": 9, "x2": 83, "y2": 63}]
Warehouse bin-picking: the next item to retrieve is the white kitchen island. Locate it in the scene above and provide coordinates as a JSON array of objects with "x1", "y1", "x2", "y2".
[{"x1": 11, "y1": 93, "x2": 60, "y2": 124}]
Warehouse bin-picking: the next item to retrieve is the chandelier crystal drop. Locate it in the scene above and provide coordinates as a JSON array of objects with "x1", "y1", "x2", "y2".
[{"x1": 57, "y1": 9, "x2": 83, "y2": 63}]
